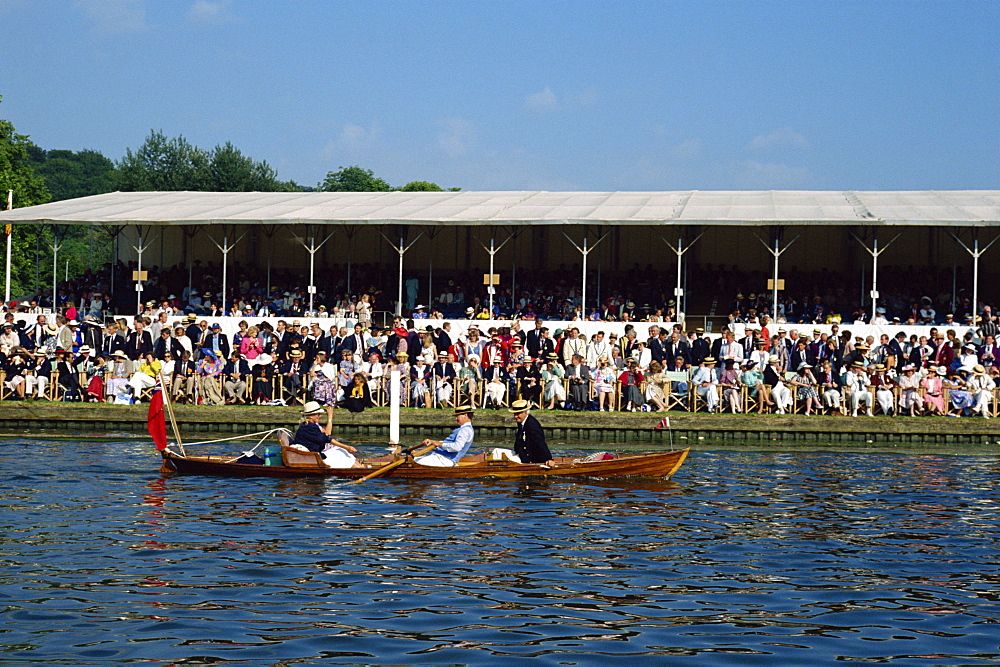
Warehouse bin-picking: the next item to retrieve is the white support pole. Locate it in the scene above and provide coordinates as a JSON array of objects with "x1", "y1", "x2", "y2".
[
  {"x1": 489, "y1": 235, "x2": 496, "y2": 316},
  {"x1": 871, "y1": 237, "x2": 878, "y2": 314},
  {"x1": 207, "y1": 230, "x2": 247, "y2": 314},
  {"x1": 852, "y1": 232, "x2": 900, "y2": 318},
  {"x1": 755, "y1": 231, "x2": 799, "y2": 320},
  {"x1": 52, "y1": 240, "x2": 59, "y2": 313},
  {"x1": 563, "y1": 231, "x2": 608, "y2": 317},
  {"x1": 662, "y1": 232, "x2": 703, "y2": 326},
  {"x1": 474, "y1": 231, "x2": 512, "y2": 318},
  {"x1": 772, "y1": 237, "x2": 779, "y2": 317},
  {"x1": 952, "y1": 232, "x2": 999, "y2": 322},
  {"x1": 135, "y1": 231, "x2": 143, "y2": 315},
  {"x1": 292, "y1": 230, "x2": 335, "y2": 315},
  {"x1": 973, "y1": 237, "x2": 979, "y2": 322},
  {"x1": 5, "y1": 190, "x2": 12, "y2": 306},
  {"x1": 380, "y1": 230, "x2": 424, "y2": 318}
]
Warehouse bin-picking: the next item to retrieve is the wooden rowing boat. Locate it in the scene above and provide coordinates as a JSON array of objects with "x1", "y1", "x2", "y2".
[{"x1": 159, "y1": 446, "x2": 689, "y2": 480}]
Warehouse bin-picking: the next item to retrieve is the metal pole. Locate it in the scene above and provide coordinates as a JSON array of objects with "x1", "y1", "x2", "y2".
[
  {"x1": 397, "y1": 233, "x2": 404, "y2": 317},
  {"x1": 972, "y1": 237, "x2": 979, "y2": 324},
  {"x1": 488, "y1": 235, "x2": 495, "y2": 316},
  {"x1": 871, "y1": 236, "x2": 878, "y2": 315},
  {"x1": 221, "y1": 234, "x2": 228, "y2": 314},
  {"x1": 135, "y1": 232, "x2": 143, "y2": 315},
  {"x1": 52, "y1": 241, "x2": 58, "y2": 314},
  {"x1": 772, "y1": 237, "x2": 779, "y2": 318},
  {"x1": 675, "y1": 236, "x2": 683, "y2": 319},
  {"x1": 308, "y1": 236, "x2": 315, "y2": 314},
  {"x1": 581, "y1": 236, "x2": 588, "y2": 318}
]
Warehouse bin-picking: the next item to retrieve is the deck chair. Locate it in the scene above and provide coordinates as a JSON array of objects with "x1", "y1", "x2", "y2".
[{"x1": 663, "y1": 370, "x2": 691, "y2": 411}]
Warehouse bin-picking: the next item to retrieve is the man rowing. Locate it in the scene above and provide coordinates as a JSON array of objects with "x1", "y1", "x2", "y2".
[{"x1": 414, "y1": 403, "x2": 475, "y2": 467}]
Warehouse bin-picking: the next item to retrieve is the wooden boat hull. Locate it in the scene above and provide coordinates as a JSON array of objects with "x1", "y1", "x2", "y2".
[{"x1": 160, "y1": 448, "x2": 689, "y2": 480}]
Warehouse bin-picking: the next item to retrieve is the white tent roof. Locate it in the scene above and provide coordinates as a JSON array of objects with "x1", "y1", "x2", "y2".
[{"x1": 1, "y1": 190, "x2": 998, "y2": 226}]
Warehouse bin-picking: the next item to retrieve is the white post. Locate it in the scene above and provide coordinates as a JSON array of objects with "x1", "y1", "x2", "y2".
[
  {"x1": 221, "y1": 234, "x2": 228, "y2": 313},
  {"x1": 581, "y1": 235, "x2": 588, "y2": 317},
  {"x1": 675, "y1": 236, "x2": 683, "y2": 316},
  {"x1": 65, "y1": 259, "x2": 68, "y2": 282},
  {"x1": 52, "y1": 240, "x2": 59, "y2": 313},
  {"x1": 397, "y1": 233, "x2": 404, "y2": 317},
  {"x1": 973, "y1": 237, "x2": 979, "y2": 323},
  {"x1": 871, "y1": 236, "x2": 879, "y2": 315},
  {"x1": 389, "y1": 370, "x2": 401, "y2": 445},
  {"x1": 488, "y1": 235, "x2": 495, "y2": 316},
  {"x1": 135, "y1": 231, "x2": 143, "y2": 315},
  {"x1": 308, "y1": 235, "x2": 316, "y2": 314},
  {"x1": 772, "y1": 237, "x2": 779, "y2": 317}
]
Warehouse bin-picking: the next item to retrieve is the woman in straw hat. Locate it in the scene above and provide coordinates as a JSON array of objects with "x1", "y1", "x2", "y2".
[{"x1": 293, "y1": 401, "x2": 362, "y2": 468}]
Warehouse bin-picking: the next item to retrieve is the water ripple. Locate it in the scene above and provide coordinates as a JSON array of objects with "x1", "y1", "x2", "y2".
[{"x1": 1, "y1": 442, "x2": 999, "y2": 663}]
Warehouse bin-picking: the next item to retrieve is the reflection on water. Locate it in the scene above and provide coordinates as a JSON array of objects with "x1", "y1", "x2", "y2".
[{"x1": 1, "y1": 439, "x2": 999, "y2": 663}]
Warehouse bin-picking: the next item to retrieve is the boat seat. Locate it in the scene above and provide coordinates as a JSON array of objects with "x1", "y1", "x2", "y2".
[{"x1": 281, "y1": 445, "x2": 325, "y2": 467}]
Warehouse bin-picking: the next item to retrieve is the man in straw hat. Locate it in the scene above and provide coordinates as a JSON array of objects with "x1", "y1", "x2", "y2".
[
  {"x1": 414, "y1": 403, "x2": 476, "y2": 467},
  {"x1": 509, "y1": 399, "x2": 554, "y2": 466},
  {"x1": 292, "y1": 401, "x2": 362, "y2": 468}
]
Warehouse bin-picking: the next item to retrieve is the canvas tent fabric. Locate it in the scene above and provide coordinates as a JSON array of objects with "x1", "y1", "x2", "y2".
[{"x1": 1, "y1": 190, "x2": 998, "y2": 227}]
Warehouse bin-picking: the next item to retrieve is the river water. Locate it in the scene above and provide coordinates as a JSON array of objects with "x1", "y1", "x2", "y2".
[{"x1": 2, "y1": 437, "x2": 999, "y2": 664}]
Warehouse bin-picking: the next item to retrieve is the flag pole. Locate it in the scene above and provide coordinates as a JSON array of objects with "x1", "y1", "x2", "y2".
[{"x1": 159, "y1": 373, "x2": 185, "y2": 456}]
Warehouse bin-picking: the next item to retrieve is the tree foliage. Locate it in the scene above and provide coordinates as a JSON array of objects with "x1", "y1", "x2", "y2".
[
  {"x1": 400, "y1": 180, "x2": 444, "y2": 192},
  {"x1": 0, "y1": 97, "x2": 49, "y2": 208},
  {"x1": 28, "y1": 146, "x2": 116, "y2": 202},
  {"x1": 319, "y1": 165, "x2": 392, "y2": 192},
  {"x1": 116, "y1": 130, "x2": 297, "y2": 192}
]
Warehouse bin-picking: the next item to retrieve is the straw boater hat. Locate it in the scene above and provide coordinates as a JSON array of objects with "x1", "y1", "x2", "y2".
[
  {"x1": 973, "y1": 364, "x2": 987, "y2": 376},
  {"x1": 703, "y1": 356, "x2": 717, "y2": 365},
  {"x1": 396, "y1": 351, "x2": 408, "y2": 358},
  {"x1": 302, "y1": 401, "x2": 324, "y2": 416},
  {"x1": 112, "y1": 350, "x2": 127, "y2": 359},
  {"x1": 508, "y1": 399, "x2": 531, "y2": 414},
  {"x1": 768, "y1": 355, "x2": 780, "y2": 364},
  {"x1": 289, "y1": 350, "x2": 303, "y2": 358},
  {"x1": 454, "y1": 403, "x2": 474, "y2": 416},
  {"x1": 873, "y1": 363, "x2": 886, "y2": 372}
]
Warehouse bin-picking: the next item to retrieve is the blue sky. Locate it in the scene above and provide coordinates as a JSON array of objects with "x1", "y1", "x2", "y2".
[{"x1": 1, "y1": 0, "x2": 997, "y2": 191}]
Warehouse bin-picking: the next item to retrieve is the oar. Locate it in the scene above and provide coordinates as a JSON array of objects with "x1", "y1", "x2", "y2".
[{"x1": 350, "y1": 442, "x2": 438, "y2": 484}]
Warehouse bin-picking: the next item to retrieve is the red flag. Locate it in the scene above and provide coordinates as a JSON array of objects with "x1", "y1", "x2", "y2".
[
  {"x1": 653, "y1": 416, "x2": 670, "y2": 430},
  {"x1": 147, "y1": 388, "x2": 169, "y2": 451}
]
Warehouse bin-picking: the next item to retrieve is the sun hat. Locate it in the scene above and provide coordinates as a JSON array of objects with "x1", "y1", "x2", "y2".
[
  {"x1": 973, "y1": 364, "x2": 986, "y2": 375},
  {"x1": 302, "y1": 401, "x2": 324, "y2": 416},
  {"x1": 508, "y1": 399, "x2": 531, "y2": 414},
  {"x1": 453, "y1": 403, "x2": 474, "y2": 416},
  {"x1": 703, "y1": 356, "x2": 717, "y2": 364},
  {"x1": 768, "y1": 354, "x2": 780, "y2": 363}
]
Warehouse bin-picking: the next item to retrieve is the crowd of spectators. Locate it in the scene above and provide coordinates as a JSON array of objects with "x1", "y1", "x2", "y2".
[
  {"x1": 1, "y1": 305, "x2": 998, "y2": 420},
  {"x1": 13, "y1": 255, "x2": 987, "y2": 330}
]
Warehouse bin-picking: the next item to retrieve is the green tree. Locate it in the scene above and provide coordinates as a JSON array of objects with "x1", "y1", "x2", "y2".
[
  {"x1": 399, "y1": 180, "x2": 443, "y2": 192},
  {"x1": 116, "y1": 129, "x2": 210, "y2": 191},
  {"x1": 28, "y1": 146, "x2": 116, "y2": 202},
  {"x1": 208, "y1": 141, "x2": 288, "y2": 192},
  {"x1": 0, "y1": 98, "x2": 49, "y2": 208},
  {"x1": 0, "y1": 96, "x2": 53, "y2": 297},
  {"x1": 319, "y1": 165, "x2": 392, "y2": 192}
]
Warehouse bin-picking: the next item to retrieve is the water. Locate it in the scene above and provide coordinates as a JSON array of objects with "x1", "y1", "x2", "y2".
[{"x1": 2, "y1": 438, "x2": 999, "y2": 664}]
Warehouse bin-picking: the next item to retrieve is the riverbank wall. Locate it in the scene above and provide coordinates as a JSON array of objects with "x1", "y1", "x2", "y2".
[{"x1": 1, "y1": 403, "x2": 997, "y2": 450}]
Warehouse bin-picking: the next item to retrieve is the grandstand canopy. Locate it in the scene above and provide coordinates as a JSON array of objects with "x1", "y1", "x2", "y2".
[{"x1": 2, "y1": 190, "x2": 999, "y2": 226}]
